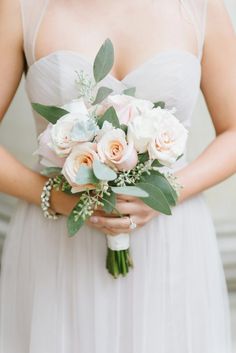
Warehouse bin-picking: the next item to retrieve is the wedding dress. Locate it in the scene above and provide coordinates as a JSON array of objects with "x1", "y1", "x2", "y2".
[{"x1": 0, "y1": 0, "x2": 232, "y2": 352}]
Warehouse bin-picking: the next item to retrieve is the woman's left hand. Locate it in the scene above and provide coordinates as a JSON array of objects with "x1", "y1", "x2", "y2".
[{"x1": 86, "y1": 195, "x2": 158, "y2": 235}]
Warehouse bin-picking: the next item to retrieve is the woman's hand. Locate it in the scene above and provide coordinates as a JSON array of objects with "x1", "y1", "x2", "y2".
[{"x1": 86, "y1": 195, "x2": 158, "y2": 236}]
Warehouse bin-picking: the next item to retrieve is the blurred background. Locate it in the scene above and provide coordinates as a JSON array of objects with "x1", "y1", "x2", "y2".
[{"x1": 0, "y1": 0, "x2": 236, "y2": 349}]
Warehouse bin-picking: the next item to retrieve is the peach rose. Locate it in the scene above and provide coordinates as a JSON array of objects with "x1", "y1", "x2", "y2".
[
  {"x1": 97, "y1": 122, "x2": 138, "y2": 171},
  {"x1": 62, "y1": 143, "x2": 99, "y2": 193}
]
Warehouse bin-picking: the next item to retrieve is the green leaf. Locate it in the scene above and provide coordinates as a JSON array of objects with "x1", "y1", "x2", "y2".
[
  {"x1": 151, "y1": 159, "x2": 164, "y2": 168},
  {"x1": 40, "y1": 167, "x2": 62, "y2": 177},
  {"x1": 92, "y1": 86, "x2": 113, "y2": 105},
  {"x1": 138, "y1": 152, "x2": 149, "y2": 164},
  {"x1": 31, "y1": 103, "x2": 69, "y2": 124},
  {"x1": 176, "y1": 153, "x2": 184, "y2": 161},
  {"x1": 137, "y1": 182, "x2": 172, "y2": 215},
  {"x1": 153, "y1": 101, "x2": 165, "y2": 109},
  {"x1": 101, "y1": 190, "x2": 116, "y2": 213},
  {"x1": 76, "y1": 165, "x2": 99, "y2": 185},
  {"x1": 141, "y1": 171, "x2": 177, "y2": 206},
  {"x1": 93, "y1": 38, "x2": 114, "y2": 83},
  {"x1": 97, "y1": 106, "x2": 120, "y2": 129},
  {"x1": 111, "y1": 186, "x2": 149, "y2": 198},
  {"x1": 93, "y1": 160, "x2": 117, "y2": 181},
  {"x1": 123, "y1": 87, "x2": 136, "y2": 96},
  {"x1": 120, "y1": 124, "x2": 128, "y2": 134},
  {"x1": 67, "y1": 202, "x2": 87, "y2": 236}
]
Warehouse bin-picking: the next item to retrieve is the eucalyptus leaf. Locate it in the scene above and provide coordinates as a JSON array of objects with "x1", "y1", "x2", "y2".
[
  {"x1": 76, "y1": 165, "x2": 99, "y2": 185},
  {"x1": 93, "y1": 38, "x2": 114, "y2": 83},
  {"x1": 138, "y1": 152, "x2": 149, "y2": 164},
  {"x1": 151, "y1": 159, "x2": 164, "y2": 168},
  {"x1": 141, "y1": 171, "x2": 177, "y2": 206},
  {"x1": 120, "y1": 124, "x2": 128, "y2": 134},
  {"x1": 153, "y1": 101, "x2": 165, "y2": 109},
  {"x1": 101, "y1": 191, "x2": 116, "y2": 213},
  {"x1": 93, "y1": 160, "x2": 117, "y2": 181},
  {"x1": 137, "y1": 182, "x2": 171, "y2": 215},
  {"x1": 32, "y1": 103, "x2": 69, "y2": 124},
  {"x1": 123, "y1": 87, "x2": 136, "y2": 96},
  {"x1": 92, "y1": 87, "x2": 113, "y2": 105},
  {"x1": 176, "y1": 153, "x2": 184, "y2": 161},
  {"x1": 67, "y1": 203, "x2": 87, "y2": 237},
  {"x1": 97, "y1": 106, "x2": 120, "y2": 129},
  {"x1": 40, "y1": 167, "x2": 62, "y2": 177},
  {"x1": 111, "y1": 186, "x2": 149, "y2": 198}
]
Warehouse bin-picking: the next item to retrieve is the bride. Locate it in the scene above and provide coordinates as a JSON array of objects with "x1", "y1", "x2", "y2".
[{"x1": 0, "y1": 0, "x2": 235, "y2": 352}]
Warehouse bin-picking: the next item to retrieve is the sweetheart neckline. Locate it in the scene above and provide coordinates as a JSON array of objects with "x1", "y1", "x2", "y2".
[{"x1": 26, "y1": 48, "x2": 201, "y2": 83}]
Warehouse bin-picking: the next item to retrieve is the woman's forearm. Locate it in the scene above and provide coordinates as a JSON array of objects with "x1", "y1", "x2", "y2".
[
  {"x1": 0, "y1": 146, "x2": 47, "y2": 205},
  {"x1": 176, "y1": 129, "x2": 236, "y2": 203},
  {"x1": 0, "y1": 146, "x2": 79, "y2": 215}
]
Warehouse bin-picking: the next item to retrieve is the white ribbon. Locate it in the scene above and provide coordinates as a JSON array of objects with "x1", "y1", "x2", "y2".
[{"x1": 106, "y1": 233, "x2": 130, "y2": 251}]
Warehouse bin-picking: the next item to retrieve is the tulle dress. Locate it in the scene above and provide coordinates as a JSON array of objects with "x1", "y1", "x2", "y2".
[{"x1": 0, "y1": 0, "x2": 233, "y2": 352}]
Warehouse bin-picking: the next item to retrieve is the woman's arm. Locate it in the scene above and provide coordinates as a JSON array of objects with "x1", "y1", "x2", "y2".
[
  {"x1": 88, "y1": 0, "x2": 236, "y2": 234},
  {"x1": 176, "y1": 0, "x2": 236, "y2": 202},
  {"x1": 0, "y1": 0, "x2": 78, "y2": 216}
]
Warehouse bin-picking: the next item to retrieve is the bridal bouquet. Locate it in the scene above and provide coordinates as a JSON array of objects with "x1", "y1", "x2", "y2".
[{"x1": 32, "y1": 39, "x2": 188, "y2": 278}]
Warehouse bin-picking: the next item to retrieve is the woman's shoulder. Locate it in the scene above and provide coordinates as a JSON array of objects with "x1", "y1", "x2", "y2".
[{"x1": 0, "y1": 0, "x2": 23, "y2": 50}]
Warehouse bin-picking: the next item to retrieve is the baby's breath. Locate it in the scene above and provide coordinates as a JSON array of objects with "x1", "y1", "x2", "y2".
[
  {"x1": 115, "y1": 160, "x2": 153, "y2": 187},
  {"x1": 75, "y1": 70, "x2": 95, "y2": 103},
  {"x1": 164, "y1": 172, "x2": 183, "y2": 196},
  {"x1": 52, "y1": 175, "x2": 71, "y2": 193},
  {"x1": 72, "y1": 182, "x2": 110, "y2": 221}
]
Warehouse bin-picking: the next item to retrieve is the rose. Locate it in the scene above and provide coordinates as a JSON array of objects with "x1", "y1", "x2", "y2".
[
  {"x1": 36, "y1": 124, "x2": 66, "y2": 167},
  {"x1": 62, "y1": 99, "x2": 89, "y2": 114},
  {"x1": 97, "y1": 94, "x2": 153, "y2": 124},
  {"x1": 147, "y1": 109, "x2": 188, "y2": 165},
  {"x1": 127, "y1": 114, "x2": 155, "y2": 153},
  {"x1": 62, "y1": 143, "x2": 99, "y2": 193},
  {"x1": 97, "y1": 122, "x2": 138, "y2": 171},
  {"x1": 50, "y1": 100, "x2": 97, "y2": 157}
]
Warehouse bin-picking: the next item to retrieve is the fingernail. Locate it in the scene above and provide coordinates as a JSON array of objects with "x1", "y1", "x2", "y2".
[{"x1": 90, "y1": 216, "x2": 98, "y2": 224}]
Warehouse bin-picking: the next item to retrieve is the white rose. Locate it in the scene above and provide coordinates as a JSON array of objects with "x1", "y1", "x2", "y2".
[
  {"x1": 97, "y1": 124, "x2": 138, "y2": 171},
  {"x1": 147, "y1": 108, "x2": 188, "y2": 165},
  {"x1": 62, "y1": 143, "x2": 99, "y2": 193},
  {"x1": 50, "y1": 101, "x2": 97, "y2": 157},
  {"x1": 127, "y1": 114, "x2": 155, "y2": 153},
  {"x1": 97, "y1": 94, "x2": 154, "y2": 124},
  {"x1": 50, "y1": 114, "x2": 81, "y2": 157},
  {"x1": 62, "y1": 99, "x2": 88, "y2": 114}
]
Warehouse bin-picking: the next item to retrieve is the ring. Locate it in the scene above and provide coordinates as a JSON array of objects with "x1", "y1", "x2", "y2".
[{"x1": 128, "y1": 216, "x2": 137, "y2": 230}]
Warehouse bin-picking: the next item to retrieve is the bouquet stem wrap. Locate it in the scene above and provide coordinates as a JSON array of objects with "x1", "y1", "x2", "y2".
[{"x1": 106, "y1": 233, "x2": 133, "y2": 278}]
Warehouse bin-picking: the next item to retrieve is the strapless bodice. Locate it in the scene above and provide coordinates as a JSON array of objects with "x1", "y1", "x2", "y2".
[{"x1": 25, "y1": 49, "x2": 201, "y2": 137}]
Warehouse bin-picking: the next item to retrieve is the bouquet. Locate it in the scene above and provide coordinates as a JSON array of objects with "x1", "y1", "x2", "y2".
[{"x1": 32, "y1": 38, "x2": 188, "y2": 278}]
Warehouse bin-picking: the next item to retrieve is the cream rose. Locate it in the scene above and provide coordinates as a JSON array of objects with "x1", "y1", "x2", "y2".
[
  {"x1": 147, "y1": 108, "x2": 188, "y2": 165},
  {"x1": 97, "y1": 122, "x2": 138, "y2": 171},
  {"x1": 62, "y1": 143, "x2": 99, "y2": 193},
  {"x1": 36, "y1": 124, "x2": 66, "y2": 167},
  {"x1": 97, "y1": 94, "x2": 154, "y2": 124},
  {"x1": 127, "y1": 114, "x2": 155, "y2": 153}
]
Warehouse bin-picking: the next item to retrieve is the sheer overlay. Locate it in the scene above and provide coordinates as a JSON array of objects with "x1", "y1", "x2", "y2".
[{"x1": 0, "y1": 1, "x2": 232, "y2": 352}]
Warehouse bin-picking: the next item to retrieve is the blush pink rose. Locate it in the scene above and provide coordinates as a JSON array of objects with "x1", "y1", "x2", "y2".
[
  {"x1": 97, "y1": 122, "x2": 138, "y2": 171},
  {"x1": 96, "y1": 94, "x2": 153, "y2": 125}
]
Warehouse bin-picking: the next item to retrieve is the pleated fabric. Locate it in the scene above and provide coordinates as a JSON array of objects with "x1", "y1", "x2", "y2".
[
  {"x1": 0, "y1": 194, "x2": 232, "y2": 353},
  {"x1": 0, "y1": 0, "x2": 233, "y2": 352}
]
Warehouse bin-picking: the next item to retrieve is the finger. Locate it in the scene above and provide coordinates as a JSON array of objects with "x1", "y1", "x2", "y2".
[
  {"x1": 89, "y1": 215, "x2": 131, "y2": 230},
  {"x1": 116, "y1": 194, "x2": 137, "y2": 202},
  {"x1": 86, "y1": 220, "x2": 115, "y2": 234},
  {"x1": 115, "y1": 200, "x2": 140, "y2": 215}
]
